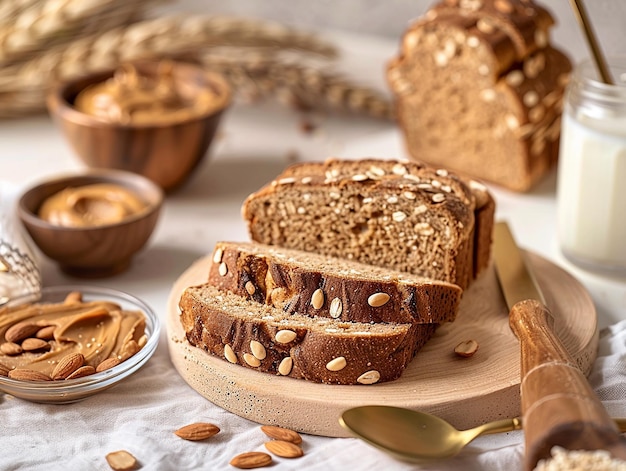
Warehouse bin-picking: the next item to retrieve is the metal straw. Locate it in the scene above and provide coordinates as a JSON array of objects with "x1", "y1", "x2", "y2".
[{"x1": 569, "y1": 0, "x2": 614, "y2": 84}]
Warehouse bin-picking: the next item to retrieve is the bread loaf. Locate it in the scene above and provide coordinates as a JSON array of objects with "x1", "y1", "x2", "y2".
[
  {"x1": 241, "y1": 158, "x2": 495, "y2": 290},
  {"x1": 179, "y1": 284, "x2": 435, "y2": 385},
  {"x1": 208, "y1": 241, "x2": 462, "y2": 324},
  {"x1": 387, "y1": 0, "x2": 572, "y2": 192}
]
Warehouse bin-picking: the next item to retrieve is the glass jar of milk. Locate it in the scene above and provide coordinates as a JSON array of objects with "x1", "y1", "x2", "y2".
[{"x1": 556, "y1": 57, "x2": 626, "y2": 273}]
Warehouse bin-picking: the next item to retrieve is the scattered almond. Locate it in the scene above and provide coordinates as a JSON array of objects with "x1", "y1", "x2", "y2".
[
  {"x1": 229, "y1": 452, "x2": 272, "y2": 469},
  {"x1": 65, "y1": 365, "x2": 96, "y2": 380},
  {"x1": 4, "y1": 322, "x2": 40, "y2": 343},
  {"x1": 35, "y1": 325, "x2": 56, "y2": 340},
  {"x1": 105, "y1": 450, "x2": 137, "y2": 471},
  {"x1": 0, "y1": 341, "x2": 23, "y2": 356},
  {"x1": 264, "y1": 440, "x2": 304, "y2": 458},
  {"x1": 8, "y1": 369, "x2": 52, "y2": 381},
  {"x1": 21, "y1": 338, "x2": 51, "y2": 352},
  {"x1": 51, "y1": 353, "x2": 85, "y2": 380},
  {"x1": 96, "y1": 357, "x2": 121, "y2": 373},
  {"x1": 454, "y1": 339, "x2": 479, "y2": 358},
  {"x1": 174, "y1": 422, "x2": 220, "y2": 441},
  {"x1": 260, "y1": 425, "x2": 302, "y2": 444}
]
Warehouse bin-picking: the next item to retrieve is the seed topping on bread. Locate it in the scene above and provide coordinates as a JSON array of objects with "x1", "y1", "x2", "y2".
[
  {"x1": 357, "y1": 370, "x2": 381, "y2": 385},
  {"x1": 224, "y1": 344, "x2": 238, "y2": 364},
  {"x1": 275, "y1": 330, "x2": 297, "y2": 344},
  {"x1": 278, "y1": 357, "x2": 293, "y2": 376},
  {"x1": 311, "y1": 289, "x2": 324, "y2": 309},
  {"x1": 326, "y1": 357, "x2": 347, "y2": 372},
  {"x1": 368, "y1": 293, "x2": 391, "y2": 308}
]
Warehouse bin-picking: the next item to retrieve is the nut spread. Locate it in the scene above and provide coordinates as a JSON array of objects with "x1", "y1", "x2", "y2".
[
  {"x1": 73, "y1": 62, "x2": 219, "y2": 125},
  {"x1": 38, "y1": 183, "x2": 147, "y2": 228},
  {"x1": 0, "y1": 292, "x2": 146, "y2": 379}
]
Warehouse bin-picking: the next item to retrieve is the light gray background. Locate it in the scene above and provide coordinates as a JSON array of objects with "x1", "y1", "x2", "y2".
[{"x1": 165, "y1": 0, "x2": 626, "y2": 64}]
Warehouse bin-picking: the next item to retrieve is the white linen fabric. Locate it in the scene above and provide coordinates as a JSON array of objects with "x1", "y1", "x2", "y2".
[
  {"x1": 0, "y1": 182, "x2": 41, "y2": 303},
  {"x1": 1, "y1": 318, "x2": 625, "y2": 471}
]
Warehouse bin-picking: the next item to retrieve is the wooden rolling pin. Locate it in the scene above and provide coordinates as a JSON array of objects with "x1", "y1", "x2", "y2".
[
  {"x1": 510, "y1": 299, "x2": 626, "y2": 470},
  {"x1": 493, "y1": 222, "x2": 626, "y2": 470}
]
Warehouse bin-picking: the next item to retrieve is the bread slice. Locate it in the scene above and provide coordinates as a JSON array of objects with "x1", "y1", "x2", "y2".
[
  {"x1": 208, "y1": 241, "x2": 462, "y2": 325},
  {"x1": 387, "y1": 0, "x2": 571, "y2": 192},
  {"x1": 179, "y1": 284, "x2": 435, "y2": 385},
  {"x1": 241, "y1": 158, "x2": 494, "y2": 289}
]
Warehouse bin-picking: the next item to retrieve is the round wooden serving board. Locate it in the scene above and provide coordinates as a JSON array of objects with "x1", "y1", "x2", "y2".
[{"x1": 167, "y1": 251, "x2": 598, "y2": 438}]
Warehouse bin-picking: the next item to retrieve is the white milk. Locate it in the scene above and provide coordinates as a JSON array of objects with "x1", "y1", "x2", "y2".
[{"x1": 556, "y1": 58, "x2": 626, "y2": 273}]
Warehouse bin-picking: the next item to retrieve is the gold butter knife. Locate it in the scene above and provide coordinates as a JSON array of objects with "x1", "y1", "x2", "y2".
[{"x1": 492, "y1": 221, "x2": 626, "y2": 471}]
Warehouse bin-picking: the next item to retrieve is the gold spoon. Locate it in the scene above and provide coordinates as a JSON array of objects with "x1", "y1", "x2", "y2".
[
  {"x1": 340, "y1": 405, "x2": 626, "y2": 462},
  {"x1": 569, "y1": 0, "x2": 613, "y2": 84}
]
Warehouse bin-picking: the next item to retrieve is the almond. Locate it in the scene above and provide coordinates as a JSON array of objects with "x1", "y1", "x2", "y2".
[
  {"x1": 454, "y1": 339, "x2": 479, "y2": 358},
  {"x1": 36, "y1": 325, "x2": 56, "y2": 340},
  {"x1": 119, "y1": 340, "x2": 140, "y2": 361},
  {"x1": 8, "y1": 369, "x2": 52, "y2": 381},
  {"x1": 0, "y1": 341, "x2": 23, "y2": 356},
  {"x1": 96, "y1": 357, "x2": 121, "y2": 373},
  {"x1": 52, "y1": 353, "x2": 85, "y2": 380},
  {"x1": 65, "y1": 365, "x2": 96, "y2": 380},
  {"x1": 5, "y1": 322, "x2": 40, "y2": 343},
  {"x1": 229, "y1": 452, "x2": 272, "y2": 469},
  {"x1": 105, "y1": 450, "x2": 137, "y2": 471},
  {"x1": 63, "y1": 291, "x2": 83, "y2": 304},
  {"x1": 260, "y1": 425, "x2": 302, "y2": 444},
  {"x1": 21, "y1": 338, "x2": 51, "y2": 352},
  {"x1": 174, "y1": 422, "x2": 220, "y2": 441},
  {"x1": 0, "y1": 362, "x2": 10, "y2": 377},
  {"x1": 264, "y1": 440, "x2": 304, "y2": 458}
]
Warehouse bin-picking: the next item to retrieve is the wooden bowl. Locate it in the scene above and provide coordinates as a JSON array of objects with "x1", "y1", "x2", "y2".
[
  {"x1": 18, "y1": 169, "x2": 163, "y2": 278},
  {"x1": 46, "y1": 61, "x2": 231, "y2": 192}
]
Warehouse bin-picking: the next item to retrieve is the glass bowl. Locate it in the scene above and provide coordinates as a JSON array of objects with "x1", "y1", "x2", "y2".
[{"x1": 0, "y1": 285, "x2": 160, "y2": 403}]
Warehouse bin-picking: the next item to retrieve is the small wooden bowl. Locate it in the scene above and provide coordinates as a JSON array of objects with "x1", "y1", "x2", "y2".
[
  {"x1": 46, "y1": 61, "x2": 231, "y2": 192},
  {"x1": 18, "y1": 170, "x2": 163, "y2": 278}
]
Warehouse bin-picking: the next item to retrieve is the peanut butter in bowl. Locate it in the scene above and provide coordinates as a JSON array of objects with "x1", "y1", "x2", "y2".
[
  {"x1": 46, "y1": 60, "x2": 231, "y2": 191},
  {"x1": 0, "y1": 286, "x2": 160, "y2": 403},
  {"x1": 0, "y1": 291, "x2": 146, "y2": 378},
  {"x1": 38, "y1": 183, "x2": 148, "y2": 228},
  {"x1": 73, "y1": 61, "x2": 223, "y2": 126}
]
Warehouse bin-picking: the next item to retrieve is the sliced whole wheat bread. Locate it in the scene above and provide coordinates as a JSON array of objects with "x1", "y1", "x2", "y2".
[
  {"x1": 208, "y1": 241, "x2": 462, "y2": 325},
  {"x1": 241, "y1": 158, "x2": 495, "y2": 290},
  {"x1": 179, "y1": 284, "x2": 436, "y2": 385}
]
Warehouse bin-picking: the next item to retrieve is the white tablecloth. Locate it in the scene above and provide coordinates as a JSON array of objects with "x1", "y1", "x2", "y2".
[{"x1": 1, "y1": 315, "x2": 624, "y2": 471}]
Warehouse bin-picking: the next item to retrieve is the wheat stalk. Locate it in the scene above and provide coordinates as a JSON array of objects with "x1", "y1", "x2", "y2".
[
  {"x1": 198, "y1": 53, "x2": 395, "y2": 119},
  {"x1": 0, "y1": 0, "x2": 165, "y2": 67},
  {"x1": 0, "y1": 14, "x2": 337, "y2": 92},
  {"x1": 0, "y1": 14, "x2": 340, "y2": 118}
]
